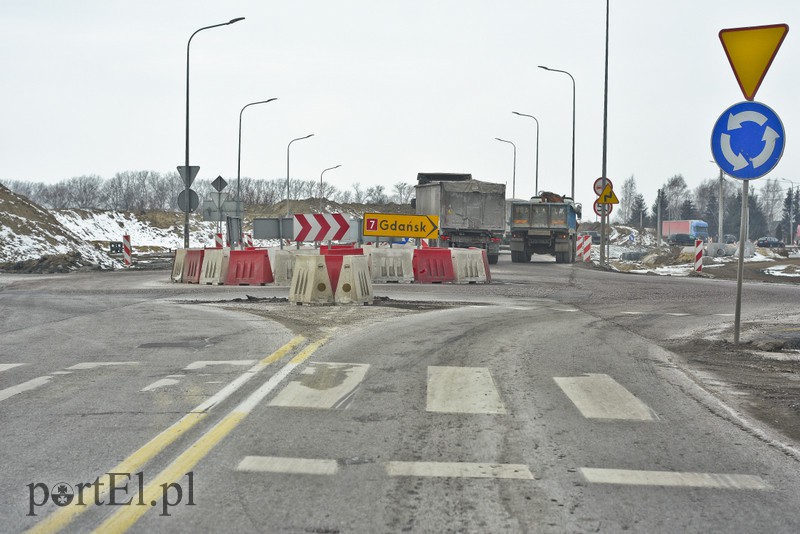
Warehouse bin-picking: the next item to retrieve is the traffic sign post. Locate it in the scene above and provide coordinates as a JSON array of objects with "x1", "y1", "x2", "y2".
[{"x1": 715, "y1": 23, "x2": 789, "y2": 346}]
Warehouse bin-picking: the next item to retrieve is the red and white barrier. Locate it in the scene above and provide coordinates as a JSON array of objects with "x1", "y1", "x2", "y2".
[
  {"x1": 244, "y1": 233, "x2": 254, "y2": 248},
  {"x1": 576, "y1": 235, "x2": 586, "y2": 262},
  {"x1": 215, "y1": 233, "x2": 224, "y2": 249},
  {"x1": 122, "y1": 234, "x2": 131, "y2": 266},
  {"x1": 694, "y1": 240, "x2": 704, "y2": 272},
  {"x1": 583, "y1": 235, "x2": 592, "y2": 263}
]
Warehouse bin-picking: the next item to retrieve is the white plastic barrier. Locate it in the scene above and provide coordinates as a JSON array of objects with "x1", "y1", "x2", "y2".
[
  {"x1": 368, "y1": 249, "x2": 414, "y2": 283},
  {"x1": 451, "y1": 249, "x2": 490, "y2": 284},
  {"x1": 272, "y1": 249, "x2": 319, "y2": 286},
  {"x1": 171, "y1": 249, "x2": 187, "y2": 282},
  {"x1": 335, "y1": 255, "x2": 374, "y2": 304},
  {"x1": 289, "y1": 255, "x2": 334, "y2": 304},
  {"x1": 199, "y1": 247, "x2": 230, "y2": 285}
]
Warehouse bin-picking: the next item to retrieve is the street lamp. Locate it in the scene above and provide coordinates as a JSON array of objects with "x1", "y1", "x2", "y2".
[
  {"x1": 710, "y1": 160, "x2": 726, "y2": 242},
  {"x1": 512, "y1": 111, "x2": 540, "y2": 196},
  {"x1": 286, "y1": 134, "x2": 315, "y2": 218},
  {"x1": 183, "y1": 16, "x2": 245, "y2": 249},
  {"x1": 495, "y1": 138, "x2": 517, "y2": 199},
  {"x1": 236, "y1": 98, "x2": 277, "y2": 226},
  {"x1": 538, "y1": 65, "x2": 575, "y2": 200},
  {"x1": 319, "y1": 165, "x2": 341, "y2": 212}
]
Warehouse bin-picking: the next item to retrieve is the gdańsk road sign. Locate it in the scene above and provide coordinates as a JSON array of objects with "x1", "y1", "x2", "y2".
[{"x1": 363, "y1": 213, "x2": 439, "y2": 239}]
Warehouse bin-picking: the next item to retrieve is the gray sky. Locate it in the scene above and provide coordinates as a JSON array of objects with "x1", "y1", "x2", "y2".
[{"x1": 1, "y1": 0, "x2": 799, "y2": 214}]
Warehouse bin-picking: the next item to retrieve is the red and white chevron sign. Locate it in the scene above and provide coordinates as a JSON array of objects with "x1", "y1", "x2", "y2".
[{"x1": 293, "y1": 213, "x2": 351, "y2": 242}]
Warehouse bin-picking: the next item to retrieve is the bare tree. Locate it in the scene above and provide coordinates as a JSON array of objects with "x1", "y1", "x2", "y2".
[
  {"x1": 352, "y1": 182, "x2": 365, "y2": 203},
  {"x1": 392, "y1": 182, "x2": 413, "y2": 204},
  {"x1": 663, "y1": 174, "x2": 689, "y2": 220},
  {"x1": 617, "y1": 175, "x2": 637, "y2": 224},
  {"x1": 366, "y1": 185, "x2": 388, "y2": 204},
  {"x1": 758, "y1": 178, "x2": 784, "y2": 227}
]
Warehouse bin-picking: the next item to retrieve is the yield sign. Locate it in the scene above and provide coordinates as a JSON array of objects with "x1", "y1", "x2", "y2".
[
  {"x1": 719, "y1": 24, "x2": 789, "y2": 101},
  {"x1": 177, "y1": 165, "x2": 200, "y2": 188}
]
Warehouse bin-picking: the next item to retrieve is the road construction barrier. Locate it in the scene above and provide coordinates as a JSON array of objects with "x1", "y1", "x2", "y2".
[
  {"x1": 214, "y1": 233, "x2": 224, "y2": 248},
  {"x1": 583, "y1": 235, "x2": 592, "y2": 263},
  {"x1": 171, "y1": 249, "x2": 187, "y2": 282},
  {"x1": 123, "y1": 234, "x2": 131, "y2": 266},
  {"x1": 451, "y1": 249, "x2": 491, "y2": 284},
  {"x1": 413, "y1": 248, "x2": 456, "y2": 283},
  {"x1": 272, "y1": 249, "x2": 319, "y2": 285},
  {"x1": 575, "y1": 235, "x2": 586, "y2": 262},
  {"x1": 694, "y1": 240, "x2": 704, "y2": 272},
  {"x1": 225, "y1": 249, "x2": 274, "y2": 286},
  {"x1": 182, "y1": 249, "x2": 205, "y2": 284},
  {"x1": 200, "y1": 247, "x2": 230, "y2": 285},
  {"x1": 334, "y1": 255, "x2": 373, "y2": 304},
  {"x1": 369, "y1": 249, "x2": 414, "y2": 283},
  {"x1": 289, "y1": 255, "x2": 334, "y2": 304}
]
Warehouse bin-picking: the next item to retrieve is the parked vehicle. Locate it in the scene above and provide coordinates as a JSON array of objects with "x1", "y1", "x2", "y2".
[
  {"x1": 667, "y1": 233, "x2": 697, "y2": 246},
  {"x1": 723, "y1": 234, "x2": 737, "y2": 244},
  {"x1": 414, "y1": 173, "x2": 505, "y2": 264},
  {"x1": 756, "y1": 236, "x2": 785, "y2": 248},
  {"x1": 509, "y1": 192, "x2": 581, "y2": 263},
  {"x1": 661, "y1": 220, "x2": 709, "y2": 242}
]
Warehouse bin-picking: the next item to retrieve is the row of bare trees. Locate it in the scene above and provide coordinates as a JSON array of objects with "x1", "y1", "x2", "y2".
[{"x1": 2, "y1": 172, "x2": 414, "y2": 211}]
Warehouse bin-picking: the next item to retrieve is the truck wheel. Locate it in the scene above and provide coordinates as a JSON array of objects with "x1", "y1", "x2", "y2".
[
  {"x1": 488, "y1": 254, "x2": 499, "y2": 265},
  {"x1": 511, "y1": 250, "x2": 525, "y2": 263}
]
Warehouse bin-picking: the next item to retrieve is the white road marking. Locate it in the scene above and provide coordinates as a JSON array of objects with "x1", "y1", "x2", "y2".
[
  {"x1": 184, "y1": 360, "x2": 256, "y2": 371},
  {"x1": 549, "y1": 308, "x2": 579, "y2": 313},
  {"x1": 141, "y1": 375, "x2": 184, "y2": 392},
  {"x1": 715, "y1": 313, "x2": 735, "y2": 317},
  {"x1": 665, "y1": 313, "x2": 690, "y2": 317},
  {"x1": 426, "y1": 366, "x2": 506, "y2": 414},
  {"x1": 580, "y1": 468, "x2": 769, "y2": 489},
  {"x1": 0, "y1": 363, "x2": 24, "y2": 373},
  {"x1": 386, "y1": 461, "x2": 533, "y2": 480},
  {"x1": 0, "y1": 376, "x2": 53, "y2": 403},
  {"x1": 621, "y1": 311, "x2": 645, "y2": 315},
  {"x1": 66, "y1": 362, "x2": 139, "y2": 370},
  {"x1": 554, "y1": 374, "x2": 654, "y2": 420},
  {"x1": 268, "y1": 362, "x2": 370, "y2": 409},
  {"x1": 237, "y1": 456, "x2": 339, "y2": 475}
]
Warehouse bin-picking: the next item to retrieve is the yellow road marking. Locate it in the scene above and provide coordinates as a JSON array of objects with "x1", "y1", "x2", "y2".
[
  {"x1": 92, "y1": 337, "x2": 327, "y2": 533},
  {"x1": 27, "y1": 335, "x2": 306, "y2": 534}
]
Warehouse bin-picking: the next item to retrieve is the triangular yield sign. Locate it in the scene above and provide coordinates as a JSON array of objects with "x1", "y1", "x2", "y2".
[{"x1": 719, "y1": 24, "x2": 788, "y2": 101}]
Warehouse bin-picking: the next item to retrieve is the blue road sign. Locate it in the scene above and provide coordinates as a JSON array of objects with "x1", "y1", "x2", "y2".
[{"x1": 711, "y1": 101, "x2": 785, "y2": 180}]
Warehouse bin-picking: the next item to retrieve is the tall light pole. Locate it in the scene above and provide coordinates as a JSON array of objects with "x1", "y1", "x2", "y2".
[
  {"x1": 237, "y1": 98, "x2": 277, "y2": 228},
  {"x1": 538, "y1": 65, "x2": 575, "y2": 200},
  {"x1": 495, "y1": 138, "x2": 517, "y2": 199},
  {"x1": 286, "y1": 134, "x2": 314, "y2": 219},
  {"x1": 319, "y1": 164, "x2": 341, "y2": 212},
  {"x1": 183, "y1": 16, "x2": 245, "y2": 249},
  {"x1": 512, "y1": 111, "x2": 540, "y2": 196}
]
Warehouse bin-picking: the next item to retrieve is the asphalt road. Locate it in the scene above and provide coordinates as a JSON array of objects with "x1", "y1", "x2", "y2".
[{"x1": 1, "y1": 254, "x2": 799, "y2": 533}]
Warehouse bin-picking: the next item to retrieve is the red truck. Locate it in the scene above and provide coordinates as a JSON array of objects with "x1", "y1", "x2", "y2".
[{"x1": 661, "y1": 220, "x2": 709, "y2": 242}]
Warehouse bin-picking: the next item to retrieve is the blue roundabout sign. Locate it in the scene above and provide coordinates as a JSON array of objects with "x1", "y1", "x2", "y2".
[{"x1": 711, "y1": 101, "x2": 785, "y2": 180}]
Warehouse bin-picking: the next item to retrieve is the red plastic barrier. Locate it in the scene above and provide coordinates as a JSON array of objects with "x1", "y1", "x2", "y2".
[
  {"x1": 412, "y1": 248, "x2": 455, "y2": 283},
  {"x1": 225, "y1": 249, "x2": 274, "y2": 286},
  {"x1": 319, "y1": 244, "x2": 360, "y2": 255},
  {"x1": 182, "y1": 249, "x2": 205, "y2": 284},
  {"x1": 324, "y1": 255, "x2": 344, "y2": 291}
]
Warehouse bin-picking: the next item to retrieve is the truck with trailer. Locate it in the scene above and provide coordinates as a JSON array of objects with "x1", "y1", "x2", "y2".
[
  {"x1": 413, "y1": 173, "x2": 505, "y2": 264},
  {"x1": 508, "y1": 192, "x2": 581, "y2": 263},
  {"x1": 661, "y1": 220, "x2": 709, "y2": 242}
]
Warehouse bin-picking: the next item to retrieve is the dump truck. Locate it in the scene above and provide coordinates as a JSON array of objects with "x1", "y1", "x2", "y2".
[
  {"x1": 661, "y1": 220, "x2": 709, "y2": 242},
  {"x1": 508, "y1": 192, "x2": 581, "y2": 263},
  {"x1": 413, "y1": 173, "x2": 505, "y2": 264}
]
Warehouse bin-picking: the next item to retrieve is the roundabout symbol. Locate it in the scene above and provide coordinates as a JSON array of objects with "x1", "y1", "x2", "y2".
[{"x1": 711, "y1": 101, "x2": 784, "y2": 180}]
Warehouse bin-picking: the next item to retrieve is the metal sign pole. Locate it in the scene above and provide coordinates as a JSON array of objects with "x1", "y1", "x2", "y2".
[{"x1": 734, "y1": 180, "x2": 749, "y2": 345}]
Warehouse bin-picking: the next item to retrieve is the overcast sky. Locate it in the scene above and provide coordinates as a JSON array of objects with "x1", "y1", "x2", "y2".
[{"x1": 1, "y1": 0, "x2": 799, "y2": 214}]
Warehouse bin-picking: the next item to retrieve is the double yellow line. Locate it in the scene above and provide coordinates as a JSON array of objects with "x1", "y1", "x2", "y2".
[{"x1": 29, "y1": 335, "x2": 325, "y2": 534}]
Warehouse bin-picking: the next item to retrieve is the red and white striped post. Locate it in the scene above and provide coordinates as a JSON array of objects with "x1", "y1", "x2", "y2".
[
  {"x1": 583, "y1": 235, "x2": 592, "y2": 263},
  {"x1": 215, "y1": 233, "x2": 224, "y2": 249},
  {"x1": 245, "y1": 233, "x2": 253, "y2": 248},
  {"x1": 122, "y1": 234, "x2": 131, "y2": 267},
  {"x1": 694, "y1": 239, "x2": 704, "y2": 272}
]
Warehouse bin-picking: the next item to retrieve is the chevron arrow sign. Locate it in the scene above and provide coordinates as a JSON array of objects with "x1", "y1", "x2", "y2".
[{"x1": 293, "y1": 213, "x2": 352, "y2": 242}]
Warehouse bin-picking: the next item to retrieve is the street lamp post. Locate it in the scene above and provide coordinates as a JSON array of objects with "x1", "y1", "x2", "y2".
[
  {"x1": 495, "y1": 138, "x2": 517, "y2": 199},
  {"x1": 512, "y1": 111, "x2": 540, "y2": 196},
  {"x1": 319, "y1": 165, "x2": 341, "y2": 213},
  {"x1": 283, "y1": 134, "x2": 314, "y2": 248},
  {"x1": 237, "y1": 98, "x2": 277, "y2": 239},
  {"x1": 183, "y1": 16, "x2": 245, "y2": 249},
  {"x1": 538, "y1": 65, "x2": 575, "y2": 200}
]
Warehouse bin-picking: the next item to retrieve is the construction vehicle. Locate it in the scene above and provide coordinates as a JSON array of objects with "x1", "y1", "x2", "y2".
[
  {"x1": 413, "y1": 173, "x2": 505, "y2": 264},
  {"x1": 508, "y1": 192, "x2": 581, "y2": 263}
]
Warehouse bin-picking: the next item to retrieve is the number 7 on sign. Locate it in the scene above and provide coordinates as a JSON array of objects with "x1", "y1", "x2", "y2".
[{"x1": 366, "y1": 218, "x2": 378, "y2": 231}]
